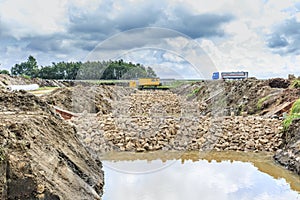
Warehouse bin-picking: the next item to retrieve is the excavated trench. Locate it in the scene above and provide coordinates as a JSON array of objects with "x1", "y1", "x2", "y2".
[
  {"x1": 1, "y1": 77, "x2": 299, "y2": 199},
  {"x1": 42, "y1": 83, "x2": 299, "y2": 173}
]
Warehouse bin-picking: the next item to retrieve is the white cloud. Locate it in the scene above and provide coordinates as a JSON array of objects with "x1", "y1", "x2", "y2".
[
  {"x1": 199, "y1": 38, "x2": 299, "y2": 78},
  {"x1": 102, "y1": 159, "x2": 299, "y2": 200},
  {"x1": 1, "y1": 0, "x2": 300, "y2": 78},
  {"x1": 194, "y1": 0, "x2": 300, "y2": 78},
  {"x1": 0, "y1": 0, "x2": 68, "y2": 38}
]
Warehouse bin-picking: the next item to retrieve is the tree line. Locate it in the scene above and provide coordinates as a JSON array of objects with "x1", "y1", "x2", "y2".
[{"x1": 3, "y1": 55, "x2": 157, "y2": 80}]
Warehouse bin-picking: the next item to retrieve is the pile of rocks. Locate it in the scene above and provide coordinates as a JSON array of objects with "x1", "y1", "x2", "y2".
[
  {"x1": 127, "y1": 90, "x2": 182, "y2": 116},
  {"x1": 111, "y1": 90, "x2": 201, "y2": 117},
  {"x1": 72, "y1": 90, "x2": 283, "y2": 154}
]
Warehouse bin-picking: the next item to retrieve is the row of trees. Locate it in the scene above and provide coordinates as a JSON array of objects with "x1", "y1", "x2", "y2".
[{"x1": 9, "y1": 56, "x2": 157, "y2": 80}]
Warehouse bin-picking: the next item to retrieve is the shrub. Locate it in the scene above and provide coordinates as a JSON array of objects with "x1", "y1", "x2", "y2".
[
  {"x1": 257, "y1": 95, "x2": 270, "y2": 110},
  {"x1": 290, "y1": 79, "x2": 300, "y2": 88},
  {"x1": 283, "y1": 99, "x2": 300, "y2": 130},
  {"x1": 187, "y1": 87, "x2": 201, "y2": 97}
]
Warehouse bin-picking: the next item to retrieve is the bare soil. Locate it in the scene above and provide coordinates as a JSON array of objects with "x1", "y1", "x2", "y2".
[
  {"x1": 274, "y1": 119, "x2": 300, "y2": 176},
  {"x1": 0, "y1": 89, "x2": 104, "y2": 199}
]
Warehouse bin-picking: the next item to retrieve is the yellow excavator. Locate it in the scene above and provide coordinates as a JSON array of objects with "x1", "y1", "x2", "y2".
[{"x1": 129, "y1": 78, "x2": 164, "y2": 89}]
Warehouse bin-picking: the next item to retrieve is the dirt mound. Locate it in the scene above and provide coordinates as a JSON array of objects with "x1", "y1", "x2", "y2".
[
  {"x1": 43, "y1": 85, "x2": 134, "y2": 113},
  {"x1": 0, "y1": 75, "x2": 32, "y2": 88},
  {"x1": 0, "y1": 90, "x2": 104, "y2": 199},
  {"x1": 268, "y1": 78, "x2": 290, "y2": 88},
  {"x1": 172, "y1": 79, "x2": 271, "y2": 115},
  {"x1": 0, "y1": 74, "x2": 67, "y2": 89},
  {"x1": 32, "y1": 78, "x2": 66, "y2": 87},
  {"x1": 173, "y1": 79, "x2": 299, "y2": 117},
  {"x1": 274, "y1": 119, "x2": 300, "y2": 176},
  {"x1": 0, "y1": 90, "x2": 50, "y2": 113}
]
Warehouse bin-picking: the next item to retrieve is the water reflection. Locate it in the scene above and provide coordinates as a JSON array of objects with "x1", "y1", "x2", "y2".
[{"x1": 101, "y1": 151, "x2": 300, "y2": 200}]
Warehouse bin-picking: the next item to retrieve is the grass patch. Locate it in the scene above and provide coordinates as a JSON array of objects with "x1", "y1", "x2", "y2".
[
  {"x1": 20, "y1": 74, "x2": 31, "y2": 79},
  {"x1": 192, "y1": 88, "x2": 201, "y2": 94},
  {"x1": 290, "y1": 79, "x2": 300, "y2": 89},
  {"x1": 187, "y1": 87, "x2": 201, "y2": 98},
  {"x1": 167, "y1": 80, "x2": 198, "y2": 89},
  {"x1": 290, "y1": 99, "x2": 300, "y2": 114},
  {"x1": 283, "y1": 99, "x2": 300, "y2": 130},
  {"x1": 29, "y1": 86, "x2": 59, "y2": 95},
  {"x1": 36, "y1": 86, "x2": 59, "y2": 91},
  {"x1": 257, "y1": 95, "x2": 271, "y2": 110},
  {"x1": 168, "y1": 80, "x2": 185, "y2": 88}
]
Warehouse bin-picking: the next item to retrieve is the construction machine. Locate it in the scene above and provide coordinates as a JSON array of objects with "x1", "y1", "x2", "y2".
[{"x1": 129, "y1": 78, "x2": 164, "y2": 89}]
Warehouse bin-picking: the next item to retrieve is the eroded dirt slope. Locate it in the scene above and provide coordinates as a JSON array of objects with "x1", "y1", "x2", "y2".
[
  {"x1": 0, "y1": 90, "x2": 104, "y2": 200},
  {"x1": 274, "y1": 119, "x2": 300, "y2": 176},
  {"x1": 0, "y1": 74, "x2": 66, "y2": 88},
  {"x1": 173, "y1": 78, "x2": 300, "y2": 116},
  {"x1": 42, "y1": 85, "x2": 134, "y2": 113}
]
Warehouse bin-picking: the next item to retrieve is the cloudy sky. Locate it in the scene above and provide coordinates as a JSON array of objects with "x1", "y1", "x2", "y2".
[{"x1": 0, "y1": 0, "x2": 300, "y2": 78}]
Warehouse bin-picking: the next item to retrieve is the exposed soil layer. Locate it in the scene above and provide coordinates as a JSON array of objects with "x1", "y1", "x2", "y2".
[
  {"x1": 42, "y1": 85, "x2": 134, "y2": 113},
  {"x1": 172, "y1": 79, "x2": 300, "y2": 116},
  {"x1": 274, "y1": 119, "x2": 300, "y2": 176},
  {"x1": 0, "y1": 74, "x2": 66, "y2": 88},
  {"x1": 0, "y1": 90, "x2": 104, "y2": 199}
]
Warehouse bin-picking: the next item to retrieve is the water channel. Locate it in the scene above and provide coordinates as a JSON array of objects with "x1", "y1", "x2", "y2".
[{"x1": 100, "y1": 151, "x2": 300, "y2": 200}]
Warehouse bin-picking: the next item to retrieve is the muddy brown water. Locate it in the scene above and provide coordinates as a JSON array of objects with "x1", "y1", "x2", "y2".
[{"x1": 100, "y1": 151, "x2": 300, "y2": 200}]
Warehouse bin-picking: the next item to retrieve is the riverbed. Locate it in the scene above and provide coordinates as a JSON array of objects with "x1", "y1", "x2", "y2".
[{"x1": 100, "y1": 151, "x2": 300, "y2": 200}]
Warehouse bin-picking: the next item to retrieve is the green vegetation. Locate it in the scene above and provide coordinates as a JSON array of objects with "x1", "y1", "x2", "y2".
[
  {"x1": 10, "y1": 56, "x2": 157, "y2": 80},
  {"x1": 192, "y1": 88, "x2": 201, "y2": 94},
  {"x1": 11, "y1": 55, "x2": 38, "y2": 77},
  {"x1": 187, "y1": 87, "x2": 201, "y2": 98},
  {"x1": 20, "y1": 74, "x2": 31, "y2": 79},
  {"x1": 257, "y1": 95, "x2": 271, "y2": 110},
  {"x1": 0, "y1": 69, "x2": 10, "y2": 75},
  {"x1": 36, "y1": 86, "x2": 59, "y2": 91},
  {"x1": 283, "y1": 99, "x2": 300, "y2": 130},
  {"x1": 168, "y1": 80, "x2": 193, "y2": 88},
  {"x1": 290, "y1": 79, "x2": 300, "y2": 89},
  {"x1": 100, "y1": 60, "x2": 156, "y2": 80},
  {"x1": 290, "y1": 99, "x2": 300, "y2": 114}
]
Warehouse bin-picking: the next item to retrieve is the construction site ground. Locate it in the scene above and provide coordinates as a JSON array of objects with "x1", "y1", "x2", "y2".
[{"x1": 0, "y1": 74, "x2": 299, "y2": 199}]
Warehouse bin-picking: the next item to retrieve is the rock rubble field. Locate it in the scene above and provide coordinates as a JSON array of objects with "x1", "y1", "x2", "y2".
[{"x1": 71, "y1": 90, "x2": 283, "y2": 155}]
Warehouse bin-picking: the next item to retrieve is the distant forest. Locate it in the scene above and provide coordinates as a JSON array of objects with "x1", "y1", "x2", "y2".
[{"x1": 5, "y1": 55, "x2": 157, "y2": 80}]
